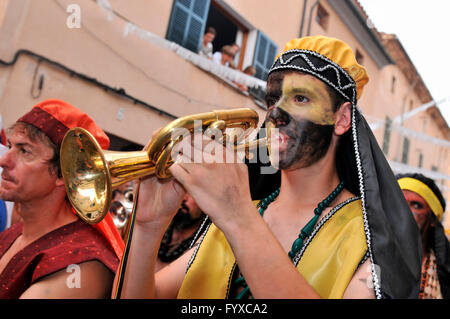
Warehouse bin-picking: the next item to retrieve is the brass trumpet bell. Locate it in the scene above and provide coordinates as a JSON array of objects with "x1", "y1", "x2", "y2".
[{"x1": 60, "y1": 108, "x2": 260, "y2": 224}]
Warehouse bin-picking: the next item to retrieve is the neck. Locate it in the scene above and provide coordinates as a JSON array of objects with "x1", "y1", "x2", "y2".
[
  {"x1": 421, "y1": 226, "x2": 431, "y2": 259},
  {"x1": 17, "y1": 189, "x2": 78, "y2": 243}
]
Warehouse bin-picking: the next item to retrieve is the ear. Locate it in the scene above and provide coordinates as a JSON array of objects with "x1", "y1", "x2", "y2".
[
  {"x1": 55, "y1": 176, "x2": 65, "y2": 187},
  {"x1": 334, "y1": 102, "x2": 352, "y2": 136}
]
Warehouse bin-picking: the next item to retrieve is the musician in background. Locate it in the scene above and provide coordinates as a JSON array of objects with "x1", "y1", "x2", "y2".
[
  {"x1": 0, "y1": 99, "x2": 123, "y2": 298},
  {"x1": 397, "y1": 173, "x2": 450, "y2": 299},
  {"x1": 111, "y1": 181, "x2": 135, "y2": 239},
  {"x1": 156, "y1": 193, "x2": 207, "y2": 271}
]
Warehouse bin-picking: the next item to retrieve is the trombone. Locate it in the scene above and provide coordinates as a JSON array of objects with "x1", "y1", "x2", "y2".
[{"x1": 60, "y1": 108, "x2": 268, "y2": 225}]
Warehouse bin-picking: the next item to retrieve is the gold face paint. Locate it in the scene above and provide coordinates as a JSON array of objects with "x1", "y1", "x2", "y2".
[
  {"x1": 276, "y1": 73, "x2": 335, "y2": 125},
  {"x1": 264, "y1": 71, "x2": 336, "y2": 170}
]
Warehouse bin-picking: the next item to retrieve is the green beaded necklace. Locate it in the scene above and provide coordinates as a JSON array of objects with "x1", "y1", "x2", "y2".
[{"x1": 234, "y1": 181, "x2": 345, "y2": 299}]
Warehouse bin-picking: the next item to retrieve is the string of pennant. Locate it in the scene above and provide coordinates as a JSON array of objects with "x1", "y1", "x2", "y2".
[
  {"x1": 95, "y1": 0, "x2": 450, "y2": 150},
  {"x1": 96, "y1": 0, "x2": 267, "y2": 90}
]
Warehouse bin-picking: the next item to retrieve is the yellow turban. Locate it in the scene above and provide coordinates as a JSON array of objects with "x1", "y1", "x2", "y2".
[
  {"x1": 274, "y1": 35, "x2": 369, "y2": 101},
  {"x1": 398, "y1": 177, "x2": 445, "y2": 221}
]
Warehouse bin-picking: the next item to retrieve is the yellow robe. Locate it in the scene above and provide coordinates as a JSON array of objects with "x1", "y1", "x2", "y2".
[{"x1": 178, "y1": 197, "x2": 368, "y2": 299}]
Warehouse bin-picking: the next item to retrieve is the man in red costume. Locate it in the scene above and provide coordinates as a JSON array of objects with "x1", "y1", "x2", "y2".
[{"x1": 0, "y1": 99, "x2": 123, "y2": 298}]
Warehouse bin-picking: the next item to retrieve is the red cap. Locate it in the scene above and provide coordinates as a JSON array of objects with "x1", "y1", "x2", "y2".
[
  {"x1": 18, "y1": 100, "x2": 123, "y2": 258},
  {"x1": 18, "y1": 99, "x2": 109, "y2": 149}
]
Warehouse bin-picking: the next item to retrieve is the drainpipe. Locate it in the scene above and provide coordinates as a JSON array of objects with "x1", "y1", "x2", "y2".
[
  {"x1": 306, "y1": 0, "x2": 321, "y2": 36},
  {"x1": 299, "y1": 0, "x2": 308, "y2": 37}
]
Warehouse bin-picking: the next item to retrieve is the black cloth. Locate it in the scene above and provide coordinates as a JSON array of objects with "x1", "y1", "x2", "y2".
[
  {"x1": 430, "y1": 215, "x2": 450, "y2": 298},
  {"x1": 245, "y1": 107, "x2": 422, "y2": 299}
]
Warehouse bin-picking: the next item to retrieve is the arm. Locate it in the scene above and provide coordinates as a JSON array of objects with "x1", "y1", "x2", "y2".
[
  {"x1": 223, "y1": 204, "x2": 320, "y2": 298},
  {"x1": 342, "y1": 258, "x2": 376, "y2": 299},
  {"x1": 116, "y1": 176, "x2": 187, "y2": 299},
  {"x1": 20, "y1": 261, "x2": 113, "y2": 299},
  {"x1": 169, "y1": 149, "x2": 320, "y2": 298}
]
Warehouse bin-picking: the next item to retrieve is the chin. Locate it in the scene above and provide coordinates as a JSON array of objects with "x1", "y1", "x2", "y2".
[
  {"x1": 0, "y1": 191, "x2": 16, "y2": 202},
  {"x1": 278, "y1": 159, "x2": 311, "y2": 171}
]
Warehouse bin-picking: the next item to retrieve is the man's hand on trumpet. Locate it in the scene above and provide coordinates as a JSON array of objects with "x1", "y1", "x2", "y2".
[{"x1": 168, "y1": 131, "x2": 258, "y2": 236}]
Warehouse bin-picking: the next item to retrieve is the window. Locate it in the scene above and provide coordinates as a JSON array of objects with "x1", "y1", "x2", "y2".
[
  {"x1": 166, "y1": 0, "x2": 277, "y2": 83},
  {"x1": 316, "y1": 4, "x2": 329, "y2": 30},
  {"x1": 382, "y1": 116, "x2": 392, "y2": 156},
  {"x1": 253, "y1": 31, "x2": 278, "y2": 81},
  {"x1": 206, "y1": 6, "x2": 238, "y2": 56},
  {"x1": 355, "y1": 49, "x2": 364, "y2": 65},
  {"x1": 166, "y1": 0, "x2": 211, "y2": 53},
  {"x1": 422, "y1": 116, "x2": 428, "y2": 133},
  {"x1": 401, "y1": 137, "x2": 410, "y2": 164},
  {"x1": 391, "y1": 76, "x2": 396, "y2": 94},
  {"x1": 418, "y1": 152, "x2": 423, "y2": 168}
]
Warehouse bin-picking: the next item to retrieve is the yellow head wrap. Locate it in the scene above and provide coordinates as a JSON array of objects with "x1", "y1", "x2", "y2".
[
  {"x1": 398, "y1": 177, "x2": 445, "y2": 221},
  {"x1": 273, "y1": 35, "x2": 369, "y2": 101}
]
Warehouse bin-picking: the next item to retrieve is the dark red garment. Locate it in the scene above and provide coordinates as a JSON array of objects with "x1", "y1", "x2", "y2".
[{"x1": 0, "y1": 219, "x2": 119, "y2": 299}]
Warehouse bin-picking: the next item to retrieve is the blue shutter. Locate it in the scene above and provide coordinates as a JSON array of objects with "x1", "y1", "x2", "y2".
[
  {"x1": 166, "y1": 0, "x2": 210, "y2": 53},
  {"x1": 253, "y1": 31, "x2": 278, "y2": 81}
]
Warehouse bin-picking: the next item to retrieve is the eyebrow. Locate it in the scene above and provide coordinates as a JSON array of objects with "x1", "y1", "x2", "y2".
[
  {"x1": 284, "y1": 87, "x2": 318, "y2": 98},
  {"x1": 7, "y1": 139, "x2": 34, "y2": 150}
]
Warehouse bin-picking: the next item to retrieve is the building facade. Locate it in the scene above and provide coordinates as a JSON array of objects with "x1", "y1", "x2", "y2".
[{"x1": 0, "y1": 0, "x2": 448, "y2": 228}]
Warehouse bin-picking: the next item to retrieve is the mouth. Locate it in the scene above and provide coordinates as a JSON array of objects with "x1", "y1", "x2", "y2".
[
  {"x1": 1, "y1": 172, "x2": 15, "y2": 184},
  {"x1": 279, "y1": 131, "x2": 289, "y2": 145},
  {"x1": 267, "y1": 129, "x2": 290, "y2": 154}
]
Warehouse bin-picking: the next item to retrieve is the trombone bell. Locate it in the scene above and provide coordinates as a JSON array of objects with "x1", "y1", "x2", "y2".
[
  {"x1": 60, "y1": 108, "x2": 262, "y2": 225},
  {"x1": 60, "y1": 127, "x2": 154, "y2": 224}
]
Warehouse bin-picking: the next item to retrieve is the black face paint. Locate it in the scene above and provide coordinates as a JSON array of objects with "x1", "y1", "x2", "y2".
[{"x1": 265, "y1": 106, "x2": 334, "y2": 170}]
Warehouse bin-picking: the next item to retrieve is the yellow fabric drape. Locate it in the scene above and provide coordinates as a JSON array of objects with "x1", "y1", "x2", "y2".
[{"x1": 177, "y1": 198, "x2": 367, "y2": 299}]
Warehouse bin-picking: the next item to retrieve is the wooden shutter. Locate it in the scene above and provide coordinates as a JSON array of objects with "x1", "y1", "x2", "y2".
[
  {"x1": 382, "y1": 116, "x2": 392, "y2": 156},
  {"x1": 166, "y1": 0, "x2": 210, "y2": 53},
  {"x1": 402, "y1": 137, "x2": 410, "y2": 164},
  {"x1": 253, "y1": 31, "x2": 278, "y2": 81}
]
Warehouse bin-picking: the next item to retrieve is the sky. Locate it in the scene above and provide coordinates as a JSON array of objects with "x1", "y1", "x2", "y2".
[{"x1": 358, "y1": 0, "x2": 450, "y2": 126}]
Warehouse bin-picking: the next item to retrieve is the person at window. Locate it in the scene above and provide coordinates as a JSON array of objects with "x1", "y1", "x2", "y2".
[
  {"x1": 198, "y1": 27, "x2": 216, "y2": 60},
  {"x1": 117, "y1": 36, "x2": 421, "y2": 299},
  {"x1": 229, "y1": 43, "x2": 241, "y2": 69},
  {"x1": 397, "y1": 173, "x2": 450, "y2": 299},
  {"x1": 212, "y1": 45, "x2": 235, "y2": 67},
  {"x1": 0, "y1": 99, "x2": 124, "y2": 298},
  {"x1": 234, "y1": 65, "x2": 257, "y2": 92}
]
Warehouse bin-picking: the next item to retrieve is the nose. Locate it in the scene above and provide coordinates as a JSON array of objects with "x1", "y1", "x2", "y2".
[
  {"x1": 0, "y1": 148, "x2": 14, "y2": 169},
  {"x1": 267, "y1": 106, "x2": 291, "y2": 127}
]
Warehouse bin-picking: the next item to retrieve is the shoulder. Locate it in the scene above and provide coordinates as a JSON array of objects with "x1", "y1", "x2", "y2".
[
  {"x1": 31, "y1": 220, "x2": 119, "y2": 283},
  {"x1": 315, "y1": 197, "x2": 365, "y2": 238},
  {"x1": 20, "y1": 260, "x2": 114, "y2": 299},
  {"x1": 0, "y1": 222, "x2": 22, "y2": 256}
]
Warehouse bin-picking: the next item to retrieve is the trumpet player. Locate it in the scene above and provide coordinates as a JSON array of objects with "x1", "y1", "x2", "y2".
[{"x1": 118, "y1": 36, "x2": 422, "y2": 299}]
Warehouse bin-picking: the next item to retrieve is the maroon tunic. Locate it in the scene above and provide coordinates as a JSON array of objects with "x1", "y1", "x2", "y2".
[{"x1": 0, "y1": 219, "x2": 119, "y2": 299}]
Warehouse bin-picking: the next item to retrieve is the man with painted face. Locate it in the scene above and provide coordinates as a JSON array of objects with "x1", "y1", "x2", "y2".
[
  {"x1": 397, "y1": 173, "x2": 450, "y2": 299},
  {"x1": 116, "y1": 36, "x2": 421, "y2": 299}
]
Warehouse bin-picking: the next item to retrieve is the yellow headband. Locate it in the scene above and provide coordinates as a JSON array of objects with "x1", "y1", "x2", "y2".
[{"x1": 398, "y1": 177, "x2": 444, "y2": 221}]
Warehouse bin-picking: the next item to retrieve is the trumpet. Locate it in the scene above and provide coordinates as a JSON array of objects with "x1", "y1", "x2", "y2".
[
  {"x1": 60, "y1": 108, "x2": 268, "y2": 225},
  {"x1": 110, "y1": 184, "x2": 134, "y2": 238}
]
